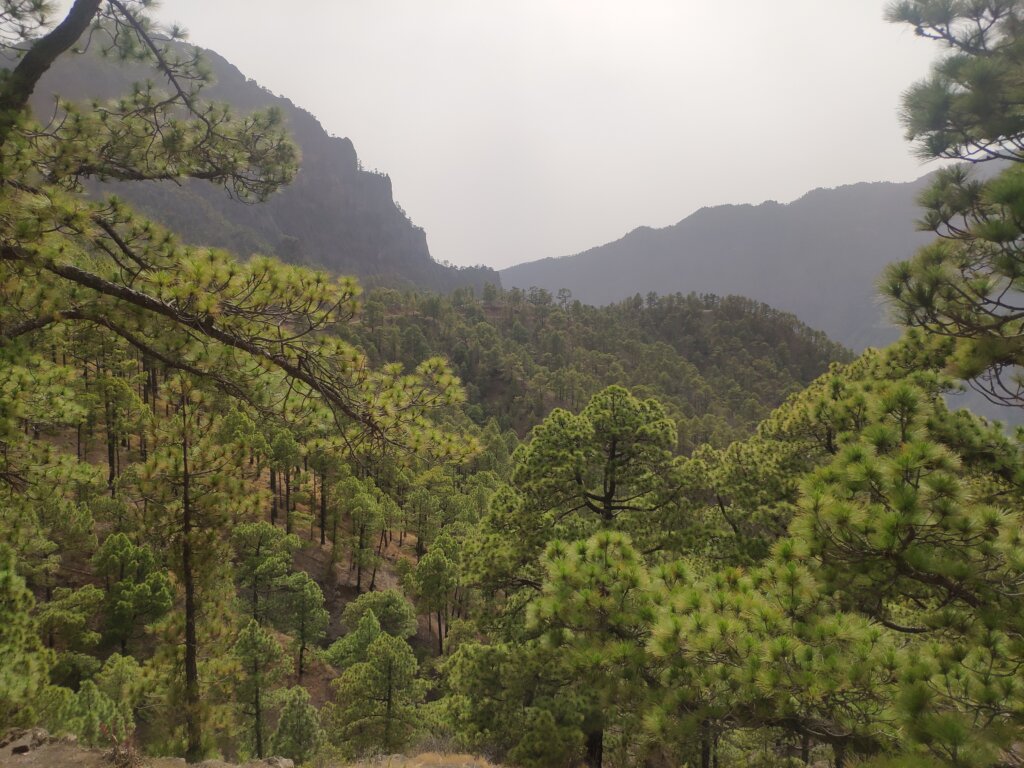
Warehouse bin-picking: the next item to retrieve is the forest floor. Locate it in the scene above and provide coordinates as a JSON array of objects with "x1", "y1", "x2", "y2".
[{"x1": 0, "y1": 730, "x2": 496, "y2": 768}]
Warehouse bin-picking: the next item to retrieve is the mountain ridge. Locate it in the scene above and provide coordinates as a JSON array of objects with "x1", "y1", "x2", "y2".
[
  {"x1": 14, "y1": 42, "x2": 497, "y2": 294},
  {"x1": 501, "y1": 173, "x2": 943, "y2": 351}
]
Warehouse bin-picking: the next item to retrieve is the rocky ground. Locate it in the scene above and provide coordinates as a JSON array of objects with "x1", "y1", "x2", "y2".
[{"x1": 0, "y1": 730, "x2": 495, "y2": 768}]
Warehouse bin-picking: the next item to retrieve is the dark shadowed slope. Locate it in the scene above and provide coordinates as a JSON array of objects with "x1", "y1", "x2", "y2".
[
  {"x1": 501, "y1": 175, "x2": 943, "y2": 350},
  {"x1": 20, "y1": 45, "x2": 497, "y2": 293}
]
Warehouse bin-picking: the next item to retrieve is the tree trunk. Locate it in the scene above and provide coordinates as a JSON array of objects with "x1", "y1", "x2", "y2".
[
  {"x1": 181, "y1": 410, "x2": 202, "y2": 763},
  {"x1": 355, "y1": 527, "x2": 364, "y2": 593},
  {"x1": 584, "y1": 729, "x2": 603, "y2": 768},
  {"x1": 269, "y1": 469, "x2": 277, "y2": 524},
  {"x1": 331, "y1": 507, "x2": 340, "y2": 559},
  {"x1": 105, "y1": 394, "x2": 116, "y2": 495},
  {"x1": 437, "y1": 609, "x2": 444, "y2": 655},
  {"x1": 45, "y1": 584, "x2": 54, "y2": 648},
  {"x1": 253, "y1": 674, "x2": 263, "y2": 758},
  {"x1": 384, "y1": 664, "x2": 394, "y2": 751},
  {"x1": 319, "y1": 472, "x2": 327, "y2": 546},
  {"x1": 150, "y1": 364, "x2": 159, "y2": 414},
  {"x1": 284, "y1": 468, "x2": 292, "y2": 534}
]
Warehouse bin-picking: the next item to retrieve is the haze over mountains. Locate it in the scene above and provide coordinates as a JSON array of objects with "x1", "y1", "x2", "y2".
[
  {"x1": 22, "y1": 39, "x2": 989, "y2": 364},
  {"x1": 17, "y1": 44, "x2": 497, "y2": 294},
  {"x1": 501, "y1": 176, "x2": 949, "y2": 351}
]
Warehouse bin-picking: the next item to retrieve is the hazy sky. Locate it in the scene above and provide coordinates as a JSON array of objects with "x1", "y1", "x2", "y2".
[{"x1": 147, "y1": 1, "x2": 940, "y2": 269}]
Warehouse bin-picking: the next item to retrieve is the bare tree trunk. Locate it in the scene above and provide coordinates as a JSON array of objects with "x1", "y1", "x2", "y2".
[
  {"x1": 105, "y1": 393, "x2": 116, "y2": 496},
  {"x1": 253, "y1": 669, "x2": 264, "y2": 758},
  {"x1": 181, "y1": 405, "x2": 202, "y2": 763},
  {"x1": 270, "y1": 469, "x2": 277, "y2": 524},
  {"x1": 585, "y1": 729, "x2": 603, "y2": 768},
  {"x1": 319, "y1": 472, "x2": 327, "y2": 546},
  {"x1": 284, "y1": 468, "x2": 292, "y2": 534}
]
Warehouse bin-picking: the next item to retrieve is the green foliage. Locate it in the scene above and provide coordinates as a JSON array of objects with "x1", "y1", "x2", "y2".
[
  {"x1": 271, "y1": 686, "x2": 325, "y2": 765},
  {"x1": 411, "y1": 546, "x2": 457, "y2": 653},
  {"x1": 324, "y1": 609, "x2": 382, "y2": 670},
  {"x1": 512, "y1": 385, "x2": 680, "y2": 527},
  {"x1": 440, "y1": 641, "x2": 583, "y2": 768},
  {"x1": 35, "y1": 584, "x2": 103, "y2": 652},
  {"x1": 329, "y1": 633, "x2": 424, "y2": 756},
  {"x1": 38, "y1": 680, "x2": 134, "y2": 747},
  {"x1": 230, "y1": 522, "x2": 300, "y2": 624},
  {"x1": 0, "y1": 548, "x2": 52, "y2": 727},
  {"x1": 93, "y1": 534, "x2": 173, "y2": 652},
  {"x1": 93, "y1": 653, "x2": 143, "y2": 713},
  {"x1": 277, "y1": 572, "x2": 329, "y2": 680},
  {"x1": 881, "y1": 3, "x2": 1024, "y2": 412},
  {"x1": 340, "y1": 589, "x2": 418, "y2": 639},
  {"x1": 530, "y1": 532, "x2": 656, "y2": 764},
  {"x1": 470, "y1": 385, "x2": 690, "y2": 620},
  {"x1": 6, "y1": 2, "x2": 1024, "y2": 766},
  {"x1": 349, "y1": 288, "x2": 848, "y2": 446},
  {"x1": 232, "y1": 619, "x2": 286, "y2": 759}
]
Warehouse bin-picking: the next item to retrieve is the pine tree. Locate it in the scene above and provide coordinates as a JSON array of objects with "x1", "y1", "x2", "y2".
[
  {"x1": 330, "y1": 633, "x2": 424, "y2": 756},
  {"x1": 441, "y1": 640, "x2": 583, "y2": 768},
  {"x1": 0, "y1": 548, "x2": 53, "y2": 727},
  {"x1": 271, "y1": 686, "x2": 325, "y2": 764},
  {"x1": 324, "y1": 609, "x2": 382, "y2": 670},
  {"x1": 529, "y1": 532, "x2": 656, "y2": 768},
  {"x1": 349, "y1": 491, "x2": 383, "y2": 592},
  {"x1": 340, "y1": 589, "x2": 418, "y2": 639},
  {"x1": 278, "y1": 572, "x2": 328, "y2": 681},
  {"x1": 92, "y1": 533, "x2": 173, "y2": 653},
  {"x1": 511, "y1": 385, "x2": 682, "y2": 531},
  {"x1": 133, "y1": 377, "x2": 261, "y2": 760},
  {"x1": 67, "y1": 680, "x2": 134, "y2": 747},
  {"x1": 412, "y1": 546, "x2": 457, "y2": 655},
  {"x1": 232, "y1": 619, "x2": 286, "y2": 759},
  {"x1": 230, "y1": 522, "x2": 300, "y2": 624},
  {"x1": 881, "y1": 1, "x2": 1024, "y2": 409}
]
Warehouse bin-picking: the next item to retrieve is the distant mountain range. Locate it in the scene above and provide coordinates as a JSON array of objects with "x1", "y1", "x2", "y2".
[
  {"x1": 16, "y1": 44, "x2": 497, "y2": 293},
  {"x1": 501, "y1": 175, "x2": 947, "y2": 351}
]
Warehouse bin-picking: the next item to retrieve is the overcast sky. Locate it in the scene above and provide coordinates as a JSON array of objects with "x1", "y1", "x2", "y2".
[{"x1": 149, "y1": 1, "x2": 940, "y2": 270}]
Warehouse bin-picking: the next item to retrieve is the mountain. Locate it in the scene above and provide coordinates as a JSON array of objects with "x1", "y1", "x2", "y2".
[
  {"x1": 501, "y1": 175, "x2": 947, "y2": 351},
  {"x1": 17, "y1": 44, "x2": 497, "y2": 293}
]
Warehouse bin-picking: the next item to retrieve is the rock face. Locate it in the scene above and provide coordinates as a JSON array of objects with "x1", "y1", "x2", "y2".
[
  {"x1": 0, "y1": 730, "x2": 92, "y2": 768},
  {"x1": 0, "y1": 728, "x2": 295, "y2": 768},
  {"x1": 17, "y1": 45, "x2": 496, "y2": 294},
  {"x1": 0, "y1": 728, "x2": 53, "y2": 756}
]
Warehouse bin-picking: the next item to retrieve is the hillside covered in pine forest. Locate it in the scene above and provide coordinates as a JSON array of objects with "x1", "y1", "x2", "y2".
[{"x1": 4, "y1": 4, "x2": 1024, "y2": 768}]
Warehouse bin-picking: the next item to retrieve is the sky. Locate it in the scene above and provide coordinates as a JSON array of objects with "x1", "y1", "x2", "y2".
[{"x1": 146, "y1": 1, "x2": 941, "y2": 270}]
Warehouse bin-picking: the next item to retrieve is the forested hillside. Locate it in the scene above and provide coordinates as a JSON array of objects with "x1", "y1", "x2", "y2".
[
  {"x1": 345, "y1": 287, "x2": 849, "y2": 446},
  {"x1": 5, "y1": 3, "x2": 1024, "y2": 768},
  {"x1": 4, "y1": 42, "x2": 496, "y2": 293}
]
